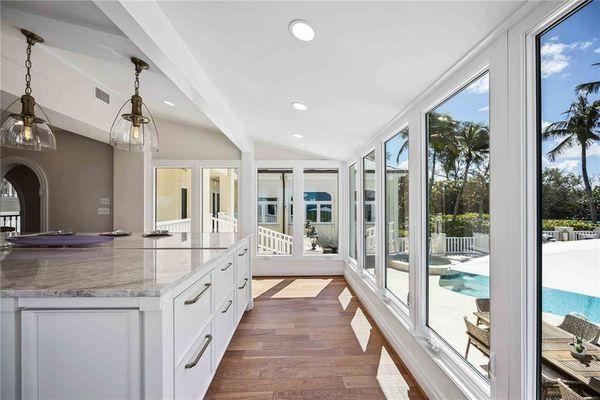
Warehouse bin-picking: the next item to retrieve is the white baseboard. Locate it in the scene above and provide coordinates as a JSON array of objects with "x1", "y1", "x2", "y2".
[
  {"x1": 344, "y1": 265, "x2": 467, "y2": 400},
  {"x1": 252, "y1": 259, "x2": 344, "y2": 276}
]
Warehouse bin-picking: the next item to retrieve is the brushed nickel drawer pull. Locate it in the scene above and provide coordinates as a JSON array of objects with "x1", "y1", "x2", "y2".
[
  {"x1": 221, "y1": 300, "x2": 233, "y2": 313},
  {"x1": 184, "y1": 334, "x2": 212, "y2": 369},
  {"x1": 238, "y1": 249, "x2": 247, "y2": 256},
  {"x1": 238, "y1": 278, "x2": 248, "y2": 290},
  {"x1": 184, "y1": 283, "x2": 211, "y2": 305},
  {"x1": 220, "y1": 262, "x2": 232, "y2": 271}
]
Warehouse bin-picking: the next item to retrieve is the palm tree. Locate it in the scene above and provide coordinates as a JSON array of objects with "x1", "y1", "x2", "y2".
[
  {"x1": 427, "y1": 112, "x2": 458, "y2": 193},
  {"x1": 575, "y1": 63, "x2": 600, "y2": 94},
  {"x1": 395, "y1": 128, "x2": 409, "y2": 164},
  {"x1": 543, "y1": 94, "x2": 600, "y2": 223},
  {"x1": 452, "y1": 122, "x2": 489, "y2": 220}
]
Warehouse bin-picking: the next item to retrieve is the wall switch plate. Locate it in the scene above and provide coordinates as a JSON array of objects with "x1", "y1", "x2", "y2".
[
  {"x1": 98, "y1": 207, "x2": 110, "y2": 215},
  {"x1": 100, "y1": 198, "x2": 110, "y2": 205}
]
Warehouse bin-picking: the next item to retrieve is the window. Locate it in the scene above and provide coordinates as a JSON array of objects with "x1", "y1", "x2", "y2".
[
  {"x1": 155, "y1": 168, "x2": 192, "y2": 232},
  {"x1": 426, "y1": 72, "x2": 490, "y2": 376},
  {"x1": 537, "y1": 3, "x2": 600, "y2": 397},
  {"x1": 385, "y1": 127, "x2": 410, "y2": 305},
  {"x1": 304, "y1": 170, "x2": 339, "y2": 255},
  {"x1": 363, "y1": 150, "x2": 376, "y2": 275},
  {"x1": 349, "y1": 163, "x2": 357, "y2": 260},
  {"x1": 257, "y1": 169, "x2": 293, "y2": 255},
  {"x1": 202, "y1": 168, "x2": 238, "y2": 233}
]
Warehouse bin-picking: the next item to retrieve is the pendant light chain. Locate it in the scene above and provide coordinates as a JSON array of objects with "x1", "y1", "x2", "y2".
[
  {"x1": 25, "y1": 41, "x2": 32, "y2": 95},
  {"x1": 134, "y1": 68, "x2": 140, "y2": 96}
]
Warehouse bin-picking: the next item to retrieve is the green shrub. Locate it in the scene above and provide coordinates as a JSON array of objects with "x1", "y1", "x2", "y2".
[
  {"x1": 428, "y1": 213, "x2": 490, "y2": 237},
  {"x1": 541, "y1": 219, "x2": 598, "y2": 231}
]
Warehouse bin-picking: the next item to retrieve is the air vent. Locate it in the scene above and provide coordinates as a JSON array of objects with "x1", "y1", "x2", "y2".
[{"x1": 94, "y1": 86, "x2": 110, "y2": 104}]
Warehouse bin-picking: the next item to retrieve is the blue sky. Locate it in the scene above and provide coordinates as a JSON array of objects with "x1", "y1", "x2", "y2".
[{"x1": 540, "y1": 1, "x2": 600, "y2": 178}]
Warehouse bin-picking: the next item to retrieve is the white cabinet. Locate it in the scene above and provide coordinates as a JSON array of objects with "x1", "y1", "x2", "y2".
[
  {"x1": 21, "y1": 309, "x2": 140, "y2": 400},
  {"x1": 213, "y1": 291, "x2": 236, "y2": 363},
  {"x1": 236, "y1": 275, "x2": 250, "y2": 323},
  {"x1": 214, "y1": 255, "x2": 235, "y2": 308}
]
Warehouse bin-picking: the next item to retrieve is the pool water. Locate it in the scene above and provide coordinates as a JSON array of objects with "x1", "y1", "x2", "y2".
[{"x1": 439, "y1": 272, "x2": 600, "y2": 323}]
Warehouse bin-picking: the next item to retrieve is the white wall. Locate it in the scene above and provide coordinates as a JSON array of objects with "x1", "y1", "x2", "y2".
[{"x1": 254, "y1": 142, "x2": 326, "y2": 160}]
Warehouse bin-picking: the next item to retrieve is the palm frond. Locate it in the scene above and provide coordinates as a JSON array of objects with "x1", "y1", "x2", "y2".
[{"x1": 546, "y1": 135, "x2": 575, "y2": 162}]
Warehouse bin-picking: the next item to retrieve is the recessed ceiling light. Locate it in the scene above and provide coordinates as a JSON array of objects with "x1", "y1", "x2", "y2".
[
  {"x1": 292, "y1": 102, "x2": 307, "y2": 111},
  {"x1": 289, "y1": 20, "x2": 315, "y2": 42},
  {"x1": 163, "y1": 100, "x2": 175, "y2": 106},
  {"x1": 292, "y1": 133, "x2": 303, "y2": 138}
]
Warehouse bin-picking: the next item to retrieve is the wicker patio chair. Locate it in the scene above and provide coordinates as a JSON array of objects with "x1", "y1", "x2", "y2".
[
  {"x1": 464, "y1": 316, "x2": 490, "y2": 358},
  {"x1": 557, "y1": 379, "x2": 600, "y2": 400},
  {"x1": 475, "y1": 298, "x2": 490, "y2": 325},
  {"x1": 558, "y1": 314, "x2": 600, "y2": 344}
]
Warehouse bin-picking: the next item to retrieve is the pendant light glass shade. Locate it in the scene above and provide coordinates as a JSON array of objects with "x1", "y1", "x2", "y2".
[
  {"x1": 109, "y1": 57, "x2": 159, "y2": 152},
  {"x1": 0, "y1": 30, "x2": 56, "y2": 152}
]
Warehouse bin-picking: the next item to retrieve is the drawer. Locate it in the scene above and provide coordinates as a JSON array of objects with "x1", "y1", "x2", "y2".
[
  {"x1": 235, "y1": 245, "x2": 249, "y2": 283},
  {"x1": 214, "y1": 255, "x2": 235, "y2": 308},
  {"x1": 213, "y1": 292, "x2": 235, "y2": 364},
  {"x1": 236, "y1": 275, "x2": 249, "y2": 323},
  {"x1": 174, "y1": 273, "x2": 212, "y2": 362},
  {"x1": 175, "y1": 324, "x2": 213, "y2": 400}
]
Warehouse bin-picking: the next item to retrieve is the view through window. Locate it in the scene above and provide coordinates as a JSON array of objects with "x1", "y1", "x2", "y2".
[
  {"x1": 304, "y1": 169, "x2": 339, "y2": 255},
  {"x1": 363, "y1": 150, "x2": 376, "y2": 276},
  {"x1": 202, "y1": 168, "x2": 238, "y2": 233},
  {"x1": 385, "y1": 128, "x2": 410, "y2": 305},
  {"x1": 349, "y1": 163, "x2": 358, "y2": 260},
  {"x1": 155, "y1": 168, "x2": 192, "y2": 232},
  {"x1": 426, "y1": 72, "x2": 491, "y2": 376},
  {"x1": 537, "y1": 3, "x2": 599, "y2": 398},
  {"x1": 257, "y1": 169, "x2": 293, "y2": 255}
]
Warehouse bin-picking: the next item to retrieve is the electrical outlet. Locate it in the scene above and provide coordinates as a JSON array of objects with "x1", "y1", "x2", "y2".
[
  {"x1": 100, "y1": 198, "x2": 110, "y2": 205},
  {"x1": 97, "y1": 207, "x2": 110, "y2": 215}
]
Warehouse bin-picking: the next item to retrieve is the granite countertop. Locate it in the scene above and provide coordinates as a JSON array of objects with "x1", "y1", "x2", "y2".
[{"x1": 0, "y1": 233, "x2": 246, "y2": 298}]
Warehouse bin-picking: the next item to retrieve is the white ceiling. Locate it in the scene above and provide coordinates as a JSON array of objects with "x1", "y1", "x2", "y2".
[
  {"x1": 155, "y1": 1, "x2": 525, "y2": 160},
  {"x1": 0, "y1": 1, "x2": 220, "y2": 134}
]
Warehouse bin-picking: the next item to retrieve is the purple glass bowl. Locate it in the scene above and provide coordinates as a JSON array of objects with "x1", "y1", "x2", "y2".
[{"x1": 6, "y1": 235, "x2": 115, "y2": 247}]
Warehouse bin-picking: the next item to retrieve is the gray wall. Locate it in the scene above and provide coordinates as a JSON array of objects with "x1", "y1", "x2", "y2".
[
  {"x1": 1, "y1": 128, "x2": 114, "y2": 232},
  {"x1": 113, "y1": 149, "x2": 144, "y2": 232}
]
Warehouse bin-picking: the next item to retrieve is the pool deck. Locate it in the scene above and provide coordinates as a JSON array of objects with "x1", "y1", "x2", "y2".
[{"x1": 450, "y1": 238, "x2": 599, "y2": 297}]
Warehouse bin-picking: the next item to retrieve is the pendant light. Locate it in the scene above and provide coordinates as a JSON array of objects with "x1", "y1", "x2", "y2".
[
  {"x1": 109, "y1": 57, "x2": 158, "y2": 152},
  {"x1": 1, "y1": 30, "x2": 56, "y2": 151}
]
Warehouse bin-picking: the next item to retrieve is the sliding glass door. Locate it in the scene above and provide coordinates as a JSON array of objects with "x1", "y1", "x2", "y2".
[
  {"x1": 202, "y1": 168, "x2": 238, "y2": 233},
  {"x1": 154, "y1": 168, "x2": 192, "y2": 232},
  {"x1": 303, "y1": 169, "x2": 339, "y2": 255},
  {"x1": 257, "y1": 169, "x2": 294, "y2": 255}
]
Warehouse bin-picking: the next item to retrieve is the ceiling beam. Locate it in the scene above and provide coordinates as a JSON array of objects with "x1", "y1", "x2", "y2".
[{"x1": 94, "y1": 0, "x2": 252, "y2": 153}]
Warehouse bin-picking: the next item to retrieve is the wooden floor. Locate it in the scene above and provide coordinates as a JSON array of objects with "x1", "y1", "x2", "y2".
[{"x1": 207, "y1": 277, "x2": 428, "y2": 400}]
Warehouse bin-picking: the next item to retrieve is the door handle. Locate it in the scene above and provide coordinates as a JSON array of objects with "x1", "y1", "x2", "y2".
[{"x1": 184, "y1": 283, "x2": 211, "y2": 305}]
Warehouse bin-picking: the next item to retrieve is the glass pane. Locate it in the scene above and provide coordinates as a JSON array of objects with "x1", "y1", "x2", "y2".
[
  {"x1": 257, "y1": 169, "x2": 293, "y2": 255},
  {"x1": 155, "y1": 168, "x2": 192, "y2": 232},
  {"x1": 349, "y1": 164, "x2": 358, "y2": 260},
  {"x1": 363, "y1": 150, "x2": 376, "y2": 275},
  {"x1": 304, "y1": 169, "x2": 339, "y2": 255},
  {"x1": 385, "y1": 127, "x2": 410, "y2": 305},
  {"x1": 426, "y1": 72, "x2": 490, "y2": 376},
  {"x1": 202, "y1": 168, "x2": 238, "y2": 233},
  {"x1": 538, "y1": 3, "x2": 600, "y2": 396}
]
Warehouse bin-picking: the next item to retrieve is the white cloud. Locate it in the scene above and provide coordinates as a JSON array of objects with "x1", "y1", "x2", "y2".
[
  {"x1": 542, "y1": 120, "x2": 551, "y2": 130},
  {"x1": 556, "y1": 142, "x2": 600, "y2": 159},
  {"x1": 549, "y1": 35, "x2": 559, "y2": 42},
  {"x1": 467, "y1": 74, "x2": 489, "y2": 94},
  {"x1": 477, "y1": 106, "x2": 489, "y2": 112},
  {"x1": 554, "y1": 159, "x2": 580, "y2": 172},
  {"x1": 540, "y1": 42, "x2": 576, "y2": 78},
  {"x1": 595, "y1": 47, "x2": 600, "y2": 54},
  {"x1": 579, "y1": 41, "x2": 593, "y2": 50}
]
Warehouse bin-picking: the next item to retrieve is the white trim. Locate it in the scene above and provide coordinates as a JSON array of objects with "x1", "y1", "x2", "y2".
[{"x1": 0, "y1": 155, "x2": 49, "y2": 232}]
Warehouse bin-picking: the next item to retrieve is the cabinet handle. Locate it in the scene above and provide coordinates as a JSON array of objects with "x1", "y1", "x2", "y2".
[
  {"x1": 238, "y1": 278, "x2": 248, "y2": 290},
  {"x1": 238, "y1": 249, "x2": 248, "y2": 256},
  {"x1": 221, "y1": 300, "x2": 233, "y2": 313},
  {"x1": 220, "y1": 262, "x2": 232, "y2": 271},
  {"x1": 184, "y1": 334, "x2": 212, "y2": 369},
  {"x1": 184, "y1": 283, "x2": 211, "y2": 305}
]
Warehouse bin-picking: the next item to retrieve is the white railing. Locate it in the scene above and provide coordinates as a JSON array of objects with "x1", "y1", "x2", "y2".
[
  {"x1": 156, "y1": 218, "x2": 191, "y2": 232},
  {"x1": 365, "y1": 226, "x2": 376, "y2": 255},
  {"x1": 543, "y1": 229, "x2": 599, "y2": 241},
  {"x1": 445, "y1": 236, "x2": 475, "y2": 254},
  {"x1": 258, "y1": 226, "x2": 293, "y2": 255},
  {"x1": 210, "y1": 212, "x2": 238, "y2": 232},
  {"x1": 0, "y1": 213, "x2": 20, "y2": 232}
]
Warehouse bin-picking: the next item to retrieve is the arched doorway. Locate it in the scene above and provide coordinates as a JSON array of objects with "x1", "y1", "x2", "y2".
[{"x1": 0, "y1": 156, "x2": 48, "y2": 233}]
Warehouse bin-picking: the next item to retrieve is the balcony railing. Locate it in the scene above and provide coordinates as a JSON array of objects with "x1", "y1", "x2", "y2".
[{"x1": 1, "y1": 213, "x2": 21, "y2": 232}]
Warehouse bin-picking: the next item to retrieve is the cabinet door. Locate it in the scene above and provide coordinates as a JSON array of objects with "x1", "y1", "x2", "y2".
[
  {"x1": 235, "y1": 244, "x2": 248, "y2": 283},
  {"x1": 22, "y1": 309, "x2": 140, "y2": 400},
  {"x1": 236, "y1": 275, "x2": 250, "y2": 323},
  {"x1": 213, "y1": 292, "x2": 235, "y2": 364},
  {"x1": 175, "y1": 324, "x2": 213, "y2": 400}
]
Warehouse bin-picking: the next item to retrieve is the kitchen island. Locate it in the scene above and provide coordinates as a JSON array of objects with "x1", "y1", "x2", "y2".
[{"x1": 1, "y1": 233, "x2": 252, "y2": 399}]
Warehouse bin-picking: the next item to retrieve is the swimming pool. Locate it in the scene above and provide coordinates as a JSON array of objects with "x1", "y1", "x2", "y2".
[{"x1": 439, "y1": 272, "x2": 600, "y2": 323}]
